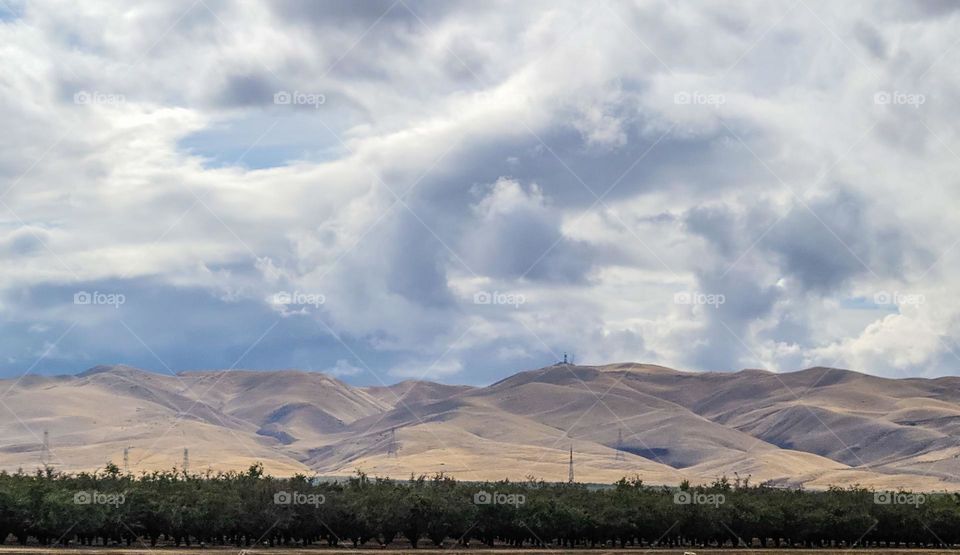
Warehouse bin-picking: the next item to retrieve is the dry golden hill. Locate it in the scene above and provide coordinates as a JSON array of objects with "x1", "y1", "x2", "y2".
[{"x1": 1, "y1": 362, "x2": 959, "y2": 490}]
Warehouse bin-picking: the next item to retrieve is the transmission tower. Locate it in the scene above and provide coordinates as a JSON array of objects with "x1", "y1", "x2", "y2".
[
  {"x1": 614, "y1": 429, "x2": 625, "y2": 461},
  {"x1": 386, "y1": 428, "x2": 398, "y2": 458},
  {"x1": 182, "y1": 448, "x2": 189, "y2": 474},
  {"x1": 41, "y1": 430, "x2": 50, "y2": 468},
  {"x1": 123, "y1": 447, "x2": 134, "y2": 474},
  {"x1": 568, "y1": 445, "x2": 575, "y2": 484}
]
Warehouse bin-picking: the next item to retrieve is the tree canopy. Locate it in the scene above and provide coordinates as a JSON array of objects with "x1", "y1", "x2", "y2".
[{"x1": 0, "y1": 467, "x2": 955, "y2": 548}]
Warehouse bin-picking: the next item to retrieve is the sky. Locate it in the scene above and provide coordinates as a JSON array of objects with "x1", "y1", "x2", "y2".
[{"x1": 1, "y1": 0, "x2": 959, "y2": 385}]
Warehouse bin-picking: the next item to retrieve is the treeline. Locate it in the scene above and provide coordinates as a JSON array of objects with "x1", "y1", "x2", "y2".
[{"x1": 0, "y1": 464, "x2": 957, "y2": 549}]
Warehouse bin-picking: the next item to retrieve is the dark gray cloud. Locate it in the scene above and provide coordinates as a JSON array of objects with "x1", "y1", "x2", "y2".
[
  {"x1": 459, "y1": 179, "x2": 595, "y2": 283},
  {"x1": 853, "y1": 22, "x2": 888, "y2": 60},
  {"x1": 762, "y1": 190, "x2": 915, "y2": 293},
  {"x1": 684, "y1": 204, "x2": 740, "y2": 257},
  {"x1": 384, "y1": 210, "x2": 457, "y2": 307},
  {"x1": 215, "y1": 73, "x2": 278, "y2": 108},
  {"x1": 268, "y1": 0, "x2": 459, "y2": 26},
  {"x1": 879, "y1": 0, "x2": 960, "y2": 20}
]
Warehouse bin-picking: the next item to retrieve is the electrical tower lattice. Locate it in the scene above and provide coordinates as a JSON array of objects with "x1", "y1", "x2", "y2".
[
  {"x1": 386, "y1": 428, "x2": 398, "y2": 458},
  {"x1": 614, "y1": 429, "x2": 625, "y2": 461}
]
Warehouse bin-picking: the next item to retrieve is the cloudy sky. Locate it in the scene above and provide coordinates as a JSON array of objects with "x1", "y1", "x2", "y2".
[{"x1": 1, "y1": 0, "x2": 959, "y2": 385}]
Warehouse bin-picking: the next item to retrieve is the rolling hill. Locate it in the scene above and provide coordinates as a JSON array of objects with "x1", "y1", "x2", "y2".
[{"x1": 1, "y1": 362, "x2": 959, "y2": 490}]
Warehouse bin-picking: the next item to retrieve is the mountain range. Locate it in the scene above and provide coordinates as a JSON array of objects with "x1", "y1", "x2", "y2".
[{"x1": 2, "y1": 362, "x2": 960, "y2": 490}]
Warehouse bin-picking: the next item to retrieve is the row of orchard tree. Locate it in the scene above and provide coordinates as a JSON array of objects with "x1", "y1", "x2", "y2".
[{"x1": 1, "y1": 464, "x2": 958, "y2": 549}]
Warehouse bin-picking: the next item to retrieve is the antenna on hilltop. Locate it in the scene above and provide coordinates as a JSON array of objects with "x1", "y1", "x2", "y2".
[
  {"x1": 563, "y1": 352, "x2": 568, "y2": 364},
  {"x1": 615, "y1": 429, "x2": 624, "y2": 461},
  {"x1": 568, "y1": 445, "x2": 575, "y2": 484}
]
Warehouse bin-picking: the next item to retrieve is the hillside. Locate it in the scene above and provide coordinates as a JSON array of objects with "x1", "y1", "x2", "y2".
[{"x1": 1, "y1": 363, "x2": 959, "y2": 489}]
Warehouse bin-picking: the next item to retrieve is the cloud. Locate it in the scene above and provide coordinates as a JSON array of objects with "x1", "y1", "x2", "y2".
[
  {"x1": 1, "y1": 1, "x2": 959, "y2": 383},
  {"x1": 326, "y1": 358, "x2": 363, "y2": 378},
  {"x1": 462, "y1": 178, "x2": 594, "y2": 283}
]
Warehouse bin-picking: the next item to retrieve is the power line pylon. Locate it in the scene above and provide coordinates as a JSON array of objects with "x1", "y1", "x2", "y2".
[
  {"x1": 568, "y1": 445, "x2": 575, "y2": 484},
  {"x1": 182, "y1": 448, "x2": 189, "y2": 474},
  {"x1": 614, "y1": 429, "x2": 625, "y2": 461},
  {"x1": 123, "y1": 447, "x2": 134, "y2": 474},
  {"x1": 41, "y1": 430, "x2": 50, "y2": 468},
  {"x1": 386, "y1": 428, "x2": 398, "y2": 458}
]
